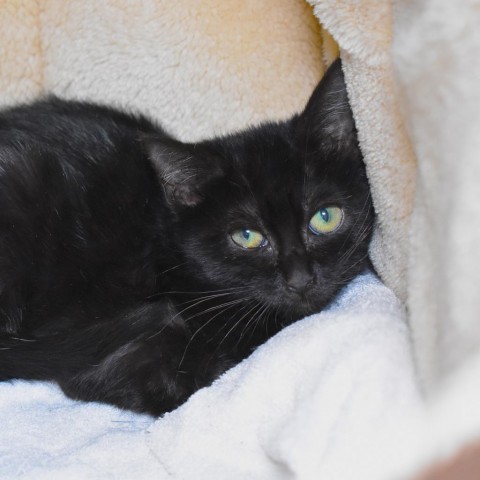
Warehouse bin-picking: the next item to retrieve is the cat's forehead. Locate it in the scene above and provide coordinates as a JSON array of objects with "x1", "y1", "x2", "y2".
[
  {"x1": 219, "y1": 148, "x2": 309, "y2": 225},
  {"x1": 223, "y1": 126, "x2": 300, "y2": 183},
  {"x1": 221, "y1": 130, "x2": 338, "y2": 195}
]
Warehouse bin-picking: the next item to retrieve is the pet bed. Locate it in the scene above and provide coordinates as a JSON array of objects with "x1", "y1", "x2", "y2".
[{"x1": 1, "y1": 0, "x2": 480, "y2": 478}]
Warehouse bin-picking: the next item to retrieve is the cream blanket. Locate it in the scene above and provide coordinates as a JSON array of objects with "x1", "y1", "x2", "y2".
[{"x1": 2, "y1": 0, "x2": 480, "y2": 477}]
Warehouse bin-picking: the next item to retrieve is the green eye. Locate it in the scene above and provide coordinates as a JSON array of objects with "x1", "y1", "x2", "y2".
[
  {"x1": 309, "y1": 206, "x2": 343, "y2": 235},
  {"x1": 231, "y1": 229, "x2": 267, "y2": 249}
]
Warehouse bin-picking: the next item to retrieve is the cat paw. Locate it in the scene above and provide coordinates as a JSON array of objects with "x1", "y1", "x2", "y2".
[{"x1": 59, "y1": 340, "x2": 196, "y2": 415}]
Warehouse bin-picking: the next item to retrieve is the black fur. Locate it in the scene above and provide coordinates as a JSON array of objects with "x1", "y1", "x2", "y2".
[{"x1": 0, "y1": 60, "x2": 373, "y2": 415}]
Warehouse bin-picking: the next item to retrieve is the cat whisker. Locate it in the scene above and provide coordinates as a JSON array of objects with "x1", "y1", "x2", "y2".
[
  {"x1": 337, "y1": 220, "x2": 373, "y2": 266},
  {"x1": 337, "y1": 193, "x2": 372, "y2": 259},
  {"x1": 210, "y1": 299, "x2": 256, "y2": 342},
  {"x1": 241, "y1": 303, "x2": 271, "y2": 347},
  {"x1": 200, "y1": 300, "x2": 261, "y2": 373},
  {"x1": 340, "y1": 252, "x2": 370, "y2": 277},
  {"x1": 239, "y1": 302, "x2": 267, "y2": 341},
  {"x1": 176, "y1": 297, "x2": 247, "y2": 372},
  {"x1": 213, "y1": 301, "x2": 263, "y2": 352},
  {"x1": 157, "y1": 262, "x2": 188, "y2": 276},
  {"x1": 146, "y1": 296, "x2": 240, "y2": 340},
  {"x1": 146, "y1": 285, "x2": 252, "y2": 299},
  {"x1": 182, "y1": 298, "x2": 249, "y2": 324},
  {"x1": 146, "y1": 288, "x2": 255, "y2": 341},
  {"x1": 175, "y1": 288, "x2": 253, "y2": 307}
]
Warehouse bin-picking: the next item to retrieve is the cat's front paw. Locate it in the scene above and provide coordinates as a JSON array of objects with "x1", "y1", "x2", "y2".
[{"x1": 59, "y1": 339, "x2": 197, "y2": 416}]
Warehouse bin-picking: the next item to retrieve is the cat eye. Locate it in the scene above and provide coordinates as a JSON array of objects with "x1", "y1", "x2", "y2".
[
  {"x1": 230, "y1": 229, "x2": 267, "y2": 249},
  {"x1": 308, "y1": 206, "x2": 343, "y2": 235}
]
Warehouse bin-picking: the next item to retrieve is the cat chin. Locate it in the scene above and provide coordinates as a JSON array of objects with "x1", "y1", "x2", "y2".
[
  {"x1": 281, "y1": 284, "x2": 342, "y2": 314},
  {"x1": 267, "y1": 297, "x2": 331, "y2": 323}
]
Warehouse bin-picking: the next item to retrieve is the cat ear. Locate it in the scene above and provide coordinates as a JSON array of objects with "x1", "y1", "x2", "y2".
[
  {"x1": 298, "y1": 59, "x2": 356, "y2": 148},
  {"x1": 145, "y1": 137, "x2": 224, "y2": 207}
]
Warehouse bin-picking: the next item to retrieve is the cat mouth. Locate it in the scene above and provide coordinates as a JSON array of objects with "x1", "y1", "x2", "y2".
[
  {"x1": 263, "y1": 293, "x2": 329, "y2": 322},
  {"x1": 275, "y1": 282, "x2": 343, "y2": 319}
]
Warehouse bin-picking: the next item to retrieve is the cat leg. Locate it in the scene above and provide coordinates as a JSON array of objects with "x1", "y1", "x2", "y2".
[
  {"x1": 57, "y1": 312, "x2": 236, "y2": 416},
  {"x1": 58, "y1": 335, "x2": 197, "y2": 415}
]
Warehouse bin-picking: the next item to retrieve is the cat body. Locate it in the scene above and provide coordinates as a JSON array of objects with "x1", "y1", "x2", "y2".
[{"x1": 0, "y1": 61, "x2": 373, "y2": 415}]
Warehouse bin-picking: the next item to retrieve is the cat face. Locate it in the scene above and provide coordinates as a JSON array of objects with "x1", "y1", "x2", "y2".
[{"x1": 147, "y1": 60, "x2": 373, "y2": 319}]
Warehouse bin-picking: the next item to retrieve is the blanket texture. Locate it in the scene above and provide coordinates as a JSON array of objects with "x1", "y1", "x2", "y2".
[
  {"x1": 393, "y1": 0, "x2": 480, "y2": 391},
  {"x1": 308, "y1": 2, "x2": 480, "y2": 472},
  {"x1": 0, "y1": 0, "x2": 325, "y2": 141}
]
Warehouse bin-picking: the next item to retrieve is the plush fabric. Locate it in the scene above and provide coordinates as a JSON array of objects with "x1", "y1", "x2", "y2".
[
  {"x1": 392, "y1": 0, "x2": 480, "y2": 391},
  {"x1": 0, "y1": 0, "x2": 325, "y2": 141}
]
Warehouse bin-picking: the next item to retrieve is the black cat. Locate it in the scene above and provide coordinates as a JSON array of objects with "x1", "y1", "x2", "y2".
[{"x1": 0, "y1": 60, "x2": 373, "y2": 415}]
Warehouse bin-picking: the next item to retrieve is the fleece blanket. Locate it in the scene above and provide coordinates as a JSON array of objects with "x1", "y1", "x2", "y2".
[
  {"x1": 311, "y1": 0, "x2": 480, "y2": 396},
  {"x1": 310, "y1": 0, "x2": 480, "y2": 473},
  {"x1": 393, "y1": 0, "x2": 480, "y2": 391},
  {"x1": 0, "y1": 0, "x2": 326, "y2": 140},
  {"x1": 0, "y1": 273, "x2": 422, "y2": 480}
]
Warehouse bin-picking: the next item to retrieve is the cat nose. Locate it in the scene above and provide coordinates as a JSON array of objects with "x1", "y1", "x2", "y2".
[
  {"x1": 283, "y1": 255, "x2": 315, "y2": 294},
  {"x1": 286, "y1": 269, "x2": 315, "y2": 294}
]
